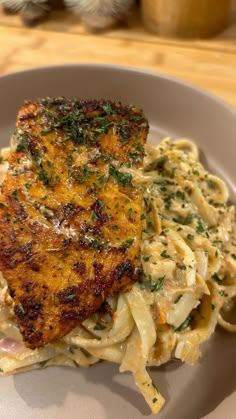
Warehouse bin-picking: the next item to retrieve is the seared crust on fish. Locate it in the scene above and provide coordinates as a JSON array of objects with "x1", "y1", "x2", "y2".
[{"x1": 0, "y1": 98, "x2": 148, "y2": 348}]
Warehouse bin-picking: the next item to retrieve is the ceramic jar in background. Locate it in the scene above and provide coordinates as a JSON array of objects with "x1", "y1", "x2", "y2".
[{"x1": 141, "y1": 0, "x2": 231, "y2": 38}]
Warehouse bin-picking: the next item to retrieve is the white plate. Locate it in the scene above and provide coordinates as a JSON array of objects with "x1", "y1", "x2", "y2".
[{"x1": 0, "y1": 65, "x2": 235, "y2": 419}]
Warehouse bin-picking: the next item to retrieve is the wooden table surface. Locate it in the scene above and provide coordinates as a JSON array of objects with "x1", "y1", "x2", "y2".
[{"x1": 0, "y1": 4, "x2": 236, "y2": 107}]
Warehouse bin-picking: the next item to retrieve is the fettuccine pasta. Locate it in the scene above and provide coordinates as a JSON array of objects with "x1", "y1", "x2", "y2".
[{"x1": 0, "y1": 138, "x2": 236, "y2": 415}]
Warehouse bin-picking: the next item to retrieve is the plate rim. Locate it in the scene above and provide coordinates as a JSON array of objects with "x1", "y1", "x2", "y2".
[
  {"x1": 0, "y1": 63, "x2": 235, "y2": 116},
  {"x1": 0, "y1": 62, "x2": 235, "y2": 419}
]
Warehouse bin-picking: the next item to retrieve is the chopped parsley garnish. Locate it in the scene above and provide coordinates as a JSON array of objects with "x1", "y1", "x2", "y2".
[
  {"x1": 128, "y1": 151, "x2": 141, "y2": 162},
  {"x1": 94, "y1": 323, "x2": 106, "y2": 331},
  {"x1": 103, "y1": 103, "x2": 113, "y2": 115},
  {"x1": 175, "y1": 315, "x2": 193, "y2": 332},
  {"x1": 143, "y1": 256, "x2": 151, "y2": 262},
  {"x1": 176, "y1": 190, "x2": 186, "y2": 201},
  {"x1": 173, "y1": 213, "x2": 194, "y2": 226},
  {"x1": 187, "y1": 234, "x2": 194, "y2": 240},
  {"x1": 38, "y1": 167, "x2": 51, "y2": 186},
  {"x1": 133, "y1": 141, "x2": 144, "y2": 154},
  {"x1": 144, "y1": 155, "x2": 168, "y2": 172},
  {"x1": 109, "y1": 166, "x2": 133, "y2": 187},
  {"x1": 91, "y1": 239, "x2": 99, "y2": 249},
  {"x1": 91, "y1": 211, "x2": 98, "y2": 221},
  {"x1": 174, "y1": 294, "x2": 183, "y2": 304},
  {"x1": 155, "y1": 179, "x2": 175, "y2": 187},
  {"x1": 97, "y1": 199, "x2": 105, "y2": 207},
  {"x1": 149, "y1": 275, "x2": 166, "y2": 292},
  {"x1": 69, "y1": 344, "x2": 78, "y2": 354},
  {"x1": 122, "y1": 238, "x2": 134, "y2": 249},
  {"x1": 93, "y1": 118, "x2": 110, "y2": 135},
  {"x1": 140, "y1": 275, "x2": 166, "y2": 292},
  {"x1": 69, "y1": 164, "x2": 94, "y2": 184},
  {"x1": 66, "y1": 155, "x2": 73, "y2": 166},
  {"x1": 231, "y1": 253, "x2": 236, "y2": 260},
  {"x1": 16, "y1": 133, "x2": 30, "y2": 152},
  {"x1": 212, "y1": 272, "x2": 222, "y2": 284},
  {"x1": 152, "y1": 381, "x2": 160, "y2": 393},
  {"x1": 41, "y1": 128, "x2": 53, "y2": 136},
  {"x1": 163, "y1": 191, "x2": 175, "y2": 209},
  {"x1": 35, "y1": 156, "x2": 42, "y2": 168},
  {"x1": 97, "y1": 175, "x2": 105, "y2": 184},
  {"x1": 11, "y1": 189, "x2": 18, "y2": 201},
  {"x1": 160, "y1": 250, "x2": 170, "y2": 258},
  {"x1": 143, "y1": 197, "x2": 149, "y2": 209},
  {"x1": 207, "y1": 180, "x2": 217, "y2": 189},
  {"x1": 196, "y1": 220, "x2": 205, "y2": 233}
]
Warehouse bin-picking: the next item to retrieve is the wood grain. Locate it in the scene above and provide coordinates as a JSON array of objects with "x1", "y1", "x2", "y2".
[
  {"x1": 1, "y1": 5, "x2": 236, "y2": 53},
  {"x1": 0, "y1": 3, "x2": 236, "y2": 107},
  {"x1": 141, "y1": 0, "x2": 231, "y2": 38},
  {"x1": 0, "y1": 25, "x2": 236, "y2": 106}
]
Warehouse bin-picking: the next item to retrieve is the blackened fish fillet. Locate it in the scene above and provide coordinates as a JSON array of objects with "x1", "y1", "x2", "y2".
[{"x1": 0, "y1": 98, "x2": 148, "y2": 348}]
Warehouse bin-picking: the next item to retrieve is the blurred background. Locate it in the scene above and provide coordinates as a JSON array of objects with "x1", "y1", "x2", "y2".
[{"x1": 0, "y1": 0, "x2": 236, "y2": 106}]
